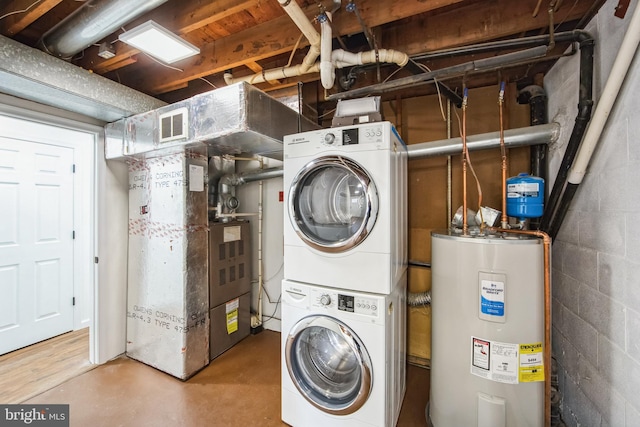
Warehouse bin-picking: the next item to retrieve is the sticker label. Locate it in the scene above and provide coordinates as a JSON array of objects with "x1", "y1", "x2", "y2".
[
  {"x1": 188, "y1": 164, "x2": 204, "y2": 192},
  {"x1": 226, "y1": 298, "x2": 239, "y2": 334},
  {"x1": 519, "y1": 343, "x2": 545, "y2": 382},
  {"x1": 471, "y1": 337, "x2": 519, "y2": 384},
  {"x1": 472, "y1": 338, "x2": 490, "y2": 370},
  {"x1": 507, "y1": 182, "x2": 539, "y2": 198},
  {"x1": 480, "y1": 280, "x2": 505, "y2": 317},
  {"x1": 223, "y1": 226, "x2": 242, "y2": 242}
]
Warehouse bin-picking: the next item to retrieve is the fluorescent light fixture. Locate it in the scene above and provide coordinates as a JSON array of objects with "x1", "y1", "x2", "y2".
[{"x1": 119, "y1": 20, "x2": 200, "y2": 64}]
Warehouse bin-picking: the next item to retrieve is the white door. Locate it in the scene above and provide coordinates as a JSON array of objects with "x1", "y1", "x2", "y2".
[{"x1": 0, "y1": 137, "x2": 75, "y2": 355}]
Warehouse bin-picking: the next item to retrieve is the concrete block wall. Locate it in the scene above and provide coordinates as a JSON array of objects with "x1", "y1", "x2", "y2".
[{"x1": 545, "y1": 0, "x2": 640, "y2": 425}]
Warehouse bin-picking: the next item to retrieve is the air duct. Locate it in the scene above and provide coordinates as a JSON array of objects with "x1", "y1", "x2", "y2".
[{"x1": 39, "y1": 0, "x2": 169, "y2": 59}]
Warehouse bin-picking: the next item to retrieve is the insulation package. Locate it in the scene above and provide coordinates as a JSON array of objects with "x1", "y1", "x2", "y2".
[{"x1": 126, "y1": 150, "x2": 209, "y2": 379}]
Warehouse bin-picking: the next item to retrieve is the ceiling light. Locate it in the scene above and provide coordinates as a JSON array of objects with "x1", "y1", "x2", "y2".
[{"x1": 118, "y1": 20, "x2": 200, "y2": 64}]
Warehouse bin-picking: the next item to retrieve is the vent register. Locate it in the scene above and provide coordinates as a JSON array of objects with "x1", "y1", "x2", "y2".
[{"x1": 105, "y1": 82, "x2": 319, "y2": 161}]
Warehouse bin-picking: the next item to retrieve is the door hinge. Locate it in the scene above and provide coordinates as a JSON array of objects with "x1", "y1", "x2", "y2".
[
  {"x1": 94, "y1": 257, "x2": 99, "y2": 264},
  {"x1": 72, "y1": 164, "x2": 76, "y2": 173},
  {"x1": 72, "y1": 297, "x2": 76, "y2": 306},
  {"x1": 72, "y1": 230, "x2": 76, "y2": 239}
]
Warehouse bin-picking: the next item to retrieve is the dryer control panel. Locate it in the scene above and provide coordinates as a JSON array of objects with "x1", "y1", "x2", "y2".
[{"x1": 321, "y1": 123, "x2": 385, "y2": 147}]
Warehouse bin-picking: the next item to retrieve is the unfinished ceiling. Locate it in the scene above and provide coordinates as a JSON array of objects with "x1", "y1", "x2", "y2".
[{"x1": 1, "y1": 0, "x2": 607, "y2": 109}]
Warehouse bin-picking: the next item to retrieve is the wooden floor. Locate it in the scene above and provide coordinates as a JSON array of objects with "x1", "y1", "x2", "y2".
[
  {"x1": 0, "y1": 328, "x2": 93, "y2": 404},
  {"x1": 25, "y1": 330, "x2": 431, "y2": 426}
]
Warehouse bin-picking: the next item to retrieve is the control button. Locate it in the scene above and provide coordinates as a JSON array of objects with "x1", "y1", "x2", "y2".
[
  {"x1": 320, "y1": 294, "x2": 331, "y2": 306},
  {"x1": 324, "y1": 133, "x2": 336, "y2": 145},
  {"x1": 357, "y1": 303, "x2": 362, "y2": 308},
  {"x1": 371, "y1": 305, "x2": 377, "y2": 311},
  {"x1": 365, "y1": 304, "x2": 370, "y2": 309},
  {"x1": 376, "y1": 131, "x2": 382, "y2": 136}
]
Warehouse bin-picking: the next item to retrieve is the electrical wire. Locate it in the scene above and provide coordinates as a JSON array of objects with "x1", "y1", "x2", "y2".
[
  {"x1": 413, "y1": 60, "x2": 447, "y2": 122},
  {"x1": 199, "y1": 77, "x2": 217, "y2": 88},
  {"x1": 286, "y1": 34, "x2": 304, "y2": 68},
  {"x1": 142, "y1": 52, "x2": 184, "y2": 72},
  {"x1": 261, "y1": 294, "x2": 282, "y2": 323},
  {"x1": 0, "y1": 0, "x2": 42, "y2": 21}
]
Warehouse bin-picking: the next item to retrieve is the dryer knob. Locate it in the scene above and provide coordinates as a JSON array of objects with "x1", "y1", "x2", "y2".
[
  {"x1": 320, "y1": 294, "x2": 332, "y2": 306},
  {"x1": 323, "y1": 133, "x2": 336, "y2": 145}
]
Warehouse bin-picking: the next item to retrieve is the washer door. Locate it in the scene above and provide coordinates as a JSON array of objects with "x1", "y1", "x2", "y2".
[
  {"x1": 285, "y1": 315, "x2": 373, "y2": 415},
  {"x1": 289, "y1": 156, "x2": 378, "y2": 253}
]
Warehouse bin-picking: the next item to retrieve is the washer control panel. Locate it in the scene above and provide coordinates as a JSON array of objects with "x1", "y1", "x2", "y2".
[{"x1": 310, "y1": 287, "x2": 380, "y2": 317}]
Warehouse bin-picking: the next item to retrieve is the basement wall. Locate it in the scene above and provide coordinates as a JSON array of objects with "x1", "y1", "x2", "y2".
[{"x1": 545, "y1": 0, "x2": 640, "y2": 425}]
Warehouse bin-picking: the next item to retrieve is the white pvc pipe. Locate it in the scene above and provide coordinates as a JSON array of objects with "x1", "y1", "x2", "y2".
[
  {"x1": 320, "y1": 13, "x2": 335, "y2": 89},
  {"x1": 567, "y1": 2, "x2": 640, "y2": 184},
  {"x1": 224, "y1": 62, "x2": 321, "y2": 85},
  {"x1": 332, "y1": 48, "x2": 409, "y2": 68},
  {"x1": 278, "y1": 0, "x2": 320, "y2": 47}
]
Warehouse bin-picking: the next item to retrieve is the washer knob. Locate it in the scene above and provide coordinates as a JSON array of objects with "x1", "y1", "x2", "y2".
[
  {"x1": 323, "y1": 133, "x2": 336, "y2": 145},
  {"x1": 320, "y1": 294, "x2": 332, "y2": 306}
]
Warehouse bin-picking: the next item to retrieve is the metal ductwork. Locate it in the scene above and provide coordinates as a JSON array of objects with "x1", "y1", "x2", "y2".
[
  {"x1": 0, "y1": 35, "x2": 165, "y2": 122},
  {"x1": 39, "y1": 0, "x2": 169, "y2": 59}
]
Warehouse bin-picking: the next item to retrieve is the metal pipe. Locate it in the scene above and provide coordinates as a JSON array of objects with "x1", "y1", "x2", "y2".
[
  {"x1": 220, "y1": 167, "x2": 283, "y2": 186},
  {"x1": 518, "y1": 84, "x2": 548, "y2": 231},
  {"x1": 39, "y1": 0, "x2": 169, "y2": 59},
  {"x1": 540, "y1": 32, "x2": 595, "y2": 233},
  {"x1": 326, "y1": 46, "x2": 548, "y2": 101},
  {"x1": 407, "y1": 123, "x2": 560, "y2": 160},
  {"x1": 499, "y1": 82, "x2": 508, "y2": 229},
  {"x1": 447, "y1": 99, "x2": 452, "y2": 223},
  {"x1": 410, "y1": 30, "x2": 588, "y2": 62},
  {"x1": 491, "y1": 228, "x2": 551, "y2": 427},
  {"x1": 462, "y1": 88, "x2": 469, "y2": 234}
]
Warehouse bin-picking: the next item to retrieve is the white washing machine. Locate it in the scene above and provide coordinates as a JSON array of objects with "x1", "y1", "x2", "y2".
[
  {"x1": 283, "y1": 121, "x2": 407, "y2": 294},
  {"x1": 281, "y1": 277, "x2": 406, "y2": 427}
]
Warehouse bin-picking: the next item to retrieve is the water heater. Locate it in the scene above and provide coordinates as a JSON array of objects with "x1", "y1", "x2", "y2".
[{"x1": 428, "y1": 231, "x2": 545, "y2": 427}]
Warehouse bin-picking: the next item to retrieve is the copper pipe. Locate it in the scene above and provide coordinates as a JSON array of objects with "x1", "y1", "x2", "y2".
[
  {"x1": 462, "y1": 88, "x2": 469, "y2": 234},
  {"x1": 499, "y1": 82, "x2": 508, "y2": 228},
  {"x1": 491, "y1": 227, "x2": 552, "y2": 427}
]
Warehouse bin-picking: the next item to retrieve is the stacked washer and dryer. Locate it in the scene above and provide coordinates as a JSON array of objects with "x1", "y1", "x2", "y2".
[{"x1": 281, "y1": 120, "x2": 408, "y2": 427}]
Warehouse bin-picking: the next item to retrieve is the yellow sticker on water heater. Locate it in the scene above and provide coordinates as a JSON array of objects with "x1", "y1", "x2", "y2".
[{"x1": 519, "y1": 342, "x2": 544, "y2": 382}]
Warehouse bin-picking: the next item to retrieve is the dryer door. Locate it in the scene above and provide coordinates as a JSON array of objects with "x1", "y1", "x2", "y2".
[
  {"x1": 289, "y1": 155, "x2": 378, "y2": 253},
  {"x1": 285, "y1": 315, "x2": 373, "y2": 415}
]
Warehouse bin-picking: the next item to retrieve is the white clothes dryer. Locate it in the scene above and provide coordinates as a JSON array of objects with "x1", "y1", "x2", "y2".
[
  {"x1": 283, "y1": 121, "x2": 407, "y2": 294},
  {"x1": 281, "y1": 276, "x2": 406, "y2": 427}
]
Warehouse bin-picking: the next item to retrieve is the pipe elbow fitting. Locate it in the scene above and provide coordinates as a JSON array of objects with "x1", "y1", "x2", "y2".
[{"x1": 320, "y1": 61, "x2": 335, "y2": 89}]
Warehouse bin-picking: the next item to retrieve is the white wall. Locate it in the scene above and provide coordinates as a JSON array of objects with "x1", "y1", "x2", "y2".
[
  {"x1": 545, "y1": 1, "x2": 640, "y2": 425},
  {"x1": 235, "y1": 157, "x2": 284, "y2": 332}
]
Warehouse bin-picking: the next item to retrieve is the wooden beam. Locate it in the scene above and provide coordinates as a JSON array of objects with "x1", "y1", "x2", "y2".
[
  {"x1": 381, "y1": 0, "x2": 595, "y2": 56},
  {"x1": 122, "y1": 0, "x2": 467, "y2": 94},
  {"x1": 77, "y1": 0, "x2": 260, "y2": 73},
  {"x1": 245, "y1": 61, "x2": 264, "y2": 74},
  {"x1": 0, "y1": 0, "x2": 62, "y2": 36}
]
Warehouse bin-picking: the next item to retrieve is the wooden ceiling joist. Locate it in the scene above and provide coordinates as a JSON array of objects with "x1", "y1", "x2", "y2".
[
  {"x1": 121, "y1": 0, "x2": 466, "y2": 94},
  {"x1": 0, "y1": 0, "x2": 62, "y2": 36}
]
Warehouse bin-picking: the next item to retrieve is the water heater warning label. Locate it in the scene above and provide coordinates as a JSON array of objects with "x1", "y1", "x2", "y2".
[
  {"x1": 480, "y1": 280, "x2": 505, "y2": 317},
  {"x1": 471, "y1": 337, "x2": 518, "y2": 384},
  {"x1": 519, "y1": 342, "x2": 545, "y2": 382}
]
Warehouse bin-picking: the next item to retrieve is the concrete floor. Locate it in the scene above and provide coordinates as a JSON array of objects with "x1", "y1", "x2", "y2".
[{"x1": 27, "y1": 330, "x2": 430, "y2": 427}]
